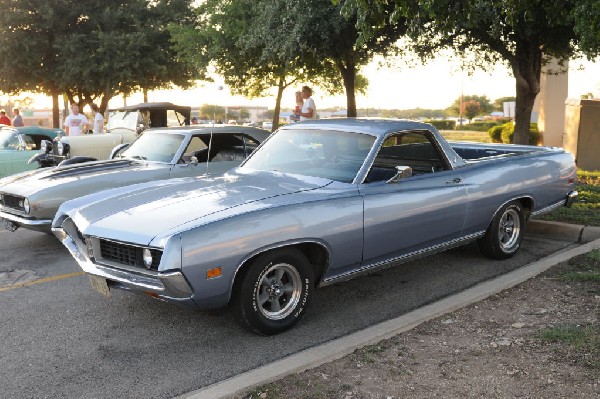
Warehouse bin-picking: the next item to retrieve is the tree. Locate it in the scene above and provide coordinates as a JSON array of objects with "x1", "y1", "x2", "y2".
[
  {"x1": 171, "y1": 0, "x2": 403, "y2": 129},
  {"x1": 0, "y1": 0, "x2": 196, "y2": 127},
  {"x1": 342, "y1": 1, "x2": 600, "y2": 144},
  {"x1": 461, "y1": 100, "x2": 481, "y2": 121},
  {"x1": 447, "y1": 95, "x2": 492, "y2": 117}
]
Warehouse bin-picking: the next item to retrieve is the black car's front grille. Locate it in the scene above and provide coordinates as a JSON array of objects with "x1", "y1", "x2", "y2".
[
  {"x1": 1, "y1": 194, "x2": 25, "y2": 211},
  {"x1": 98, "y1": 239, "x2": 162, "y2": 271}
]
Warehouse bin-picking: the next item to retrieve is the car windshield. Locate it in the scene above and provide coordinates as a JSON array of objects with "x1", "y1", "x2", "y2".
[
  {"x1": 120, "y1": 132, "x2": 185, "y2": 163},
  {"x1": 0, "y1": 129, "x2": 21, "y2": 150},
  {"x1": 106, "y1": 111, "x2": 142, "y2": 131},
  {"x1": 242, "y1": 129, "x2": 375, "y2": 183}
]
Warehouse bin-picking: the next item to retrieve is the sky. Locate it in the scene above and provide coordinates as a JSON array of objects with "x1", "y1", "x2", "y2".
[{"x1": 22, "y1": 56, "x2": 600, "y2": 112}]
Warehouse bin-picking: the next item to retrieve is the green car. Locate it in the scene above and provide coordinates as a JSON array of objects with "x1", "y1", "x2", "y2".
[{"x1": 0, "y1": 125, "x2": 63, "y2": 178}]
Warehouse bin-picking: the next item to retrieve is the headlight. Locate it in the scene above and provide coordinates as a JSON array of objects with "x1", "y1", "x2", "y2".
[
  {"x1": 142, "y1": 248, "x2": 153, "y2": 269},
  {"x1": 19, "y1": 198, "x2": 30, "y2": 214},
  {"x1": 40, "y1": 140, "x2": 52, "y2": 153}
]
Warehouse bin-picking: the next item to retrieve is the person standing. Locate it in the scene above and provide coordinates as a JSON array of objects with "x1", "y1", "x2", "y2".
[
  {"x1": 64, "y1": 103, "x2": 88, "y2": 136},
  {"x1": 90, "y1": 104, "x2": 104, "y2": 134},
  {"x1": 0, "y1": 110, "x2": 11, "y2": 125},
  {"x1": 298, "y1": 86, "x2": 316, "y2": 121},
  {"x1": 290, "y1": 91, "x2": 303, "y2": 122},
  {"x1": 12, "y1": 108, "x2": 24, "y2": 127}
]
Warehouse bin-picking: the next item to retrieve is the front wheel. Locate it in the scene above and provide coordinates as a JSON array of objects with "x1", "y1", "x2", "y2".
[
  {"x1": 232, "y1": 248, "x2": 313, "y2": 335},
  {"x1": 478, "y1": 201, "x2": 525, "y2": 259}
]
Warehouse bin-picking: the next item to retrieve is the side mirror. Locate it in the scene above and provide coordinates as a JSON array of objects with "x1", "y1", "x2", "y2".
[
  {"x1": 109, "y1": 143, "x2": 130, "y2": 159},
  {"x1": 386, "y1": 166, "x2": 412, "y2": 184},
  {"x1": 189, "y1": 156, "x2": 199, "y2": 166},
  {"x1": 136, "y1": 123, "x2": 145, "y2": 134}
]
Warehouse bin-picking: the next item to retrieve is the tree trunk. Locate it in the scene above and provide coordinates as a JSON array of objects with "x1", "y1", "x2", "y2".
[
  {"x1": 51, "y1": 91, "x2": 60, "y2": 128},
  {"x1": 271, "y1": 77, "x2": 285, "y2": 132},
  {"x1": 337, "y1": 60, "x2": 357, "y2": 117},
  {"x1": 510, "y1": 44, "x2": 542, "y2": 145}
]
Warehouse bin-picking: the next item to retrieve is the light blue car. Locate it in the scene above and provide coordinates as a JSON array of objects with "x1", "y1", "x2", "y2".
[
  {"x1": 53, "y1": 118, "x2": 578, "y2": 335},
  {"x1": 0, "y1": 125, "x2": 63, "y2": 178}
]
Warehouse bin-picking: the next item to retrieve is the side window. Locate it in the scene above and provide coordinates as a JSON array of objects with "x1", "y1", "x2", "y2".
[
  {"x1": 7, "y1": 132, "x2": 21, "y2": 150},
  {"x1": 365, "y1": 131, "x2": 447, "y2": 183},
  {"x1": 181, "y1": 136, "x2": 208, "y2": 163},
  {"x1": 166, "y1": 110, "x2": 186, "y2": 127}
]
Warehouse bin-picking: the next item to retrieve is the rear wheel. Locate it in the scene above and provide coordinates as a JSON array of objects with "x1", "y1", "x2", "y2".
[
  {"x1": 478, "y1": 201, "x2": 525, "y2": 259},
  {"x1": 232, "y1": 248, "x2": 313, "y2": 335}
]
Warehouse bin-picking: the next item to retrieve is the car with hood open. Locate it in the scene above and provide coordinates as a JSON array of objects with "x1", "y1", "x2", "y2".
[
  {"x1": 29, "y1": 102, "x2": 191, "y2": 167},
  {"x1": 0, "y1": 125, "x2": 268, "y2": 234},
  {"x1": 52, "y1": 118, "x2": 578, "y2": 335}
]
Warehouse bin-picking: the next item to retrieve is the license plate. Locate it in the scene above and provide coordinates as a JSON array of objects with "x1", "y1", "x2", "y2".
[{"x1": 89, "y1": 275, "x2": 111, "y2": 298}]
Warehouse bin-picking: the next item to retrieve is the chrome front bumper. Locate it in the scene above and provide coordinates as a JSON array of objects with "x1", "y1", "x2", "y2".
[
  {"x1": 52, "y1": 225, "x2": 194, "y2": 300},
  {"x1": 0, "y1": 210, "x2": 51, "y2": 233}
]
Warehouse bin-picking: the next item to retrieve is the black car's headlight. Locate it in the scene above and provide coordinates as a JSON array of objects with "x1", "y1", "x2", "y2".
[
  {"x1": 40, "y1": 140, "x2": 53, "y2": 154},
  {"x1": 57, "y1": 141, "x2": 70, "y2": 156}
]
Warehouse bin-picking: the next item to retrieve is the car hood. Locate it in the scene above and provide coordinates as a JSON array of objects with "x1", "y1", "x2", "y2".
[
  {"x1": 0, "y1": 159, "x2": 155, "y2": 196},
  {"x1": 66, "y1": 168, "x2": 333, "y2": 246}
]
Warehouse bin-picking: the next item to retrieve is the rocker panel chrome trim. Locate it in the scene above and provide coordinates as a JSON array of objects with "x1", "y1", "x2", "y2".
[{"x1": 321, "y1": 231, "x2": 486, "y2": 286}]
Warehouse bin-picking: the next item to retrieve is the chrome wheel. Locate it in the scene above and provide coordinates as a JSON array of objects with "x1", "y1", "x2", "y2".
[
  {"x1": 479, "y1": 201, "x2": 525, "y2": 260},
  {"x1": 256, "y1": 263, "x2": 302, "y2": 320},
  {"x1": 497, "y1": 207, "x2": 521, "y2": 251},
  {"x1": 232, "y1": 248, "x2": 314, "y2": 335}
]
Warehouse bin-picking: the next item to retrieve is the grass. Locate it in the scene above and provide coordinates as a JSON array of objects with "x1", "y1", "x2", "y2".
[
  {"x1": 560, "y1": 249, "x2": 600, "y2": 283},
  {"x1": 440, "y1": 130, "x2": 491, "y2": 143},
  {"x1": 538, "y1": 324, "x2": 600, "y2": 372},
  {"x1": 538, "y1": 170, "x2": 600, "y2": 226}
]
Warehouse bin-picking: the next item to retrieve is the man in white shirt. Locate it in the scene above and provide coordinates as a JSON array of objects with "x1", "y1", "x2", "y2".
[
  {"x1": 90, "y1": 104, "x2": 104, "y2": 133},
  {"x1": 298, "y1": 85, "x2": 317, "y2": 121},
  {"x1": 64, "y1": 104, "x2": 88, "y2": 136}
]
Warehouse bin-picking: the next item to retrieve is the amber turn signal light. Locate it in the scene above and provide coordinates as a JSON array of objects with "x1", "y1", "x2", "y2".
[{"x1": 206, "y1": 267, "x2": 222, "y2": 279}]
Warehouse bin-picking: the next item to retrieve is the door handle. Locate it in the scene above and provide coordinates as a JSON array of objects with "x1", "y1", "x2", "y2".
[{"x1": 446, "y1": 177, "x2": 462, "y2": 184}]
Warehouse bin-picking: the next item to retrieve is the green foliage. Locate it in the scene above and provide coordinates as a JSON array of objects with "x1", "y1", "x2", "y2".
[
  {"x1": 343, "y1": 0, "x2": 599, "y2": 144},
  {"x1": 488, "y1": 122, "x2": 541, "y2": 145},
  {"x1": 488, "y1": 125, "x2": 504, "y2": 143},
  {"x1": 539, "y1": 170, "x2": 600, "y2": 226},
  {"x1": 448, "y1": 95, "x2": 493, "y2": 117},
  {"x1": 461, "y1": 121, "x2": 501, "y2": 132},
  {"x1": 424, "y1": 120, "x2": 455, "y2": 130},
  {"x1": 0, "y1": 0, "x2": 196, "y2": 112}
]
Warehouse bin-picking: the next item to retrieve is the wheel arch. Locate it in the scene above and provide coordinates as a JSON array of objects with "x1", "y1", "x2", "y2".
[
  {"x1": 486, "y1": 196, "x2": 533, "y2": 228},
  {"x1": 229, "y1": 240, "x2": 330, "y2": 302}
]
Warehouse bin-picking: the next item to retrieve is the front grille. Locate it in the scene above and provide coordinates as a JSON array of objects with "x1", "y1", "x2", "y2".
[
  {"x1": 99, "y1": 239, "x2": 162, "y2": 271},
  {"x1": 1, "y1": 194, "x2": 25, "y2": 211}
]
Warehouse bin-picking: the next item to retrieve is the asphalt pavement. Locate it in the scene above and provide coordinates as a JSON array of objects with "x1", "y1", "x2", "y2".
[{"x1": 183, "y1": 220, "x2": 600, "y2": 399}]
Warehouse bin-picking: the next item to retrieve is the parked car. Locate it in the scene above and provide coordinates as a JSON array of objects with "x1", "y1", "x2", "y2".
[
  {"x1": 0, "y1": 125, "x2": 268, "y2": 234},
  {"x1": 30, "y1": 102, "x2": 191, "y2": 167},
  {"x1": 0, "y1": 125, "x2": 63, "y2": 178},
  {"x1": 52, "y1": 118, "x2": 577, "y2": 335}
]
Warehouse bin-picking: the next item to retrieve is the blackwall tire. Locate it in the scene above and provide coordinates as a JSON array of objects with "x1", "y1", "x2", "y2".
[
  {"x1": 478, "y1": 201, "x2": 525, "y2": 260},
  {"x1": 232, "y1": 248, "x2": 313, "y2": 335}
]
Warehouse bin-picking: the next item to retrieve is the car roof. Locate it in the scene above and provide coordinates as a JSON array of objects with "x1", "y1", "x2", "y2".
[
  {"x1": 279, "y1": 118, "x2": 438, "y2": 137},
  {"x1": 141, "y1": 125, "x2": 271, "y2": 143},
  {"x1": 108, "y1": 102, "x2": 192, "y2": 115}
]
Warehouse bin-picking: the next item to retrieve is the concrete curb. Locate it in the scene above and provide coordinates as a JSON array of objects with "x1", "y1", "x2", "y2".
[
  {"x1": 180, "y1": 224, "x2": 600, "y2": 399},
  {"x1": 527, "y1": 219, "x2": 600, "y2": 243}
]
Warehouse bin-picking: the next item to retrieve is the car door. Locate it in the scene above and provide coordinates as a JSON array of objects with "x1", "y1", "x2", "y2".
[{"x1": 359, "y1": 131, "x2": 468, "y2": 267}]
